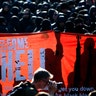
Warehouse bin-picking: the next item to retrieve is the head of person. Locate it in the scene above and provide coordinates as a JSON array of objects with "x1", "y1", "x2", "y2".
[
  {"x1": 48, "y1": 8, "x2": 58, "y2": 22},
  {"x1": 35, "y1": 91, "x2": 50, "y2": 96},
  {"x1": 32, "y1": 67, "x2": 53, "y2": 89},
  {"x1": 40, "y1": 19, "x2": 52, "y2": 31},
  {"x1": 2, "y1": 1, "x2": 10, "y2": 12},
  {"x1": 22, "y1": 8, "x2": 31, "y2": 19},
  {"x1": 88, "y1": 90, "x2": 96, "y2": 96}
]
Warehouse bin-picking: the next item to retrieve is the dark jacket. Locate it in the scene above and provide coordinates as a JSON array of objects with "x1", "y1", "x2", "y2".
[{"x1": 6, "y1": 81, "x2": 38, "y2": 96}]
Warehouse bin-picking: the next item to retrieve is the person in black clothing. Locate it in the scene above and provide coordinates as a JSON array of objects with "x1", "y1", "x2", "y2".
[
  {"x1": 10, "y1": 6, "x2": 21, "y2": 18},
  {"x1": 38, "y1": 18, "x2": 52, "y2": 32},
  {"x1": 48, "y1": 8, "x2": 59, "y2": 24},
  {"x1": 6, "y1": 67, "x2": 57, "y2": 96},
  {"x1": 0, "y1": 16, "x2": 8, "y2": 33},
  {"x1": 88, "y1": 90, "x2": 96, "y2": 96},
  {"x1": 53, "y1": 15, "x2": 66, "y2": 32},
  {"x1": 0, "y1": 1, "x2": 11, "y2": 24},
  {"x1": 19, "y1": 8, "x2": 33, "y2": 32},
  {"x1": 7, "y1": 15, "x2": 20, "y2": 33},
  {"x1": 34, "y1": 16, "x2": 43, "y2": 32}
]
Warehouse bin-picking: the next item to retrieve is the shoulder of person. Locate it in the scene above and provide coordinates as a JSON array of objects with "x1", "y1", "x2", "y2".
[{"x1": 6, "y1": 80, "x2": 37, "y2": 96}]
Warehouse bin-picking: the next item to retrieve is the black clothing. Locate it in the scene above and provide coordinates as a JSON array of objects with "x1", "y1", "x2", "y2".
[{"x1": 6, "y1": 81, "x2": 38, "y2": 96}]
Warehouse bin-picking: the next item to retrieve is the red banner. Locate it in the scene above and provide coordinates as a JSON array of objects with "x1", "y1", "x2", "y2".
[
  {"x1": 0, "y1": 31, "x2": 56, "y2": 95},
  {"x1": 58, "y1": 33, "x2": 96, "y2": 95},
  {"x1": 0, "y1": 31, "x2": 96, "y2": 95}
]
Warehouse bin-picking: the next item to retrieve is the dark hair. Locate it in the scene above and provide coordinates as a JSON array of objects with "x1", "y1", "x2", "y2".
[{"x1": 33, "y1": 68, "x2": 53, "y2": 82}]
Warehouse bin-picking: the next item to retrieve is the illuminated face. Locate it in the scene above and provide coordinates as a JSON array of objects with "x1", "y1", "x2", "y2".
[{"x1": 39, "y1": 77, "x2": 50, "y2": 89}]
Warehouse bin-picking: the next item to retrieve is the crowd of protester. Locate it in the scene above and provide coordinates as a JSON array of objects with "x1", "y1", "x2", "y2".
[{"x1": 0, "y1": 0, "x2": 96, "y2": 34}]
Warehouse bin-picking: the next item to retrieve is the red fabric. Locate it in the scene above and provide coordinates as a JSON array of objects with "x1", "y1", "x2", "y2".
[
  {"x1": 60, "y1": 33, "x2": 96, "y2": 89},
  {"x1": 1, "y1": 31, "x2": 96, "y2": 95},
  {"x1": 0, "y1": 31, "x2": 56, "y2": 95}
]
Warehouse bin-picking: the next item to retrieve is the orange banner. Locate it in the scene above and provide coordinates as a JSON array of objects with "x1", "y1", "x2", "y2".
[
  {"x1": 59, "y1": 33, "x2": 96, "y2": 95},
  {"x1": 1, "y1": 31, "x2": 96, "y2": 95},
  {"x1": 0, "y1": 31, "x2": 56, "y2": 95}
]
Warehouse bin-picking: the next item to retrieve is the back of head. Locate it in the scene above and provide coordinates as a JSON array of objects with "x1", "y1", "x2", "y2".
[{"x1": 88, "y1": 90, "x2": 96, "y2": 96}]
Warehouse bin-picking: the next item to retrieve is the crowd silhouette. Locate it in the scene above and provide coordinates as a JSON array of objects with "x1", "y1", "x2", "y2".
[{"x1": 0, "y1": 0, "x2": 96, "y2": 34}]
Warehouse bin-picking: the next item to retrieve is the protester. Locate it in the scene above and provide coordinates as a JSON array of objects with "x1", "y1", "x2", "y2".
[
  {"x1": 53, "y1": 15, "x2": 66, "y2": 32},
  {"x1": 7, "y1": 15, "x2": 20, "y2": 33},
  {"x1": 48, "y1": 8, "x2": 59, "y2": 24},
  {"x1": 6, "y1": 67, "x2": 57, "y2": 96},
  {"x1": 88, "y1": 90, "x2": 96, "y2": 96},
  {"x1": 38, "y1": 18, "x2": 52, "y2": 32},
  {"x1": 33, "y1": 16, "x2": 43, "y2": 32},
  {"x1": 19, "y1": 8, "x2": 34, "y2": 32},
  {"x1": 0, "y1": 16, "x2": 8, "y2": 33},
  {"x1": 0, "y1": 1, "x2": 11, "y2": 23},
  {"x1": 0, "y1": 0, "x2": 96, "y2": 34}
]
